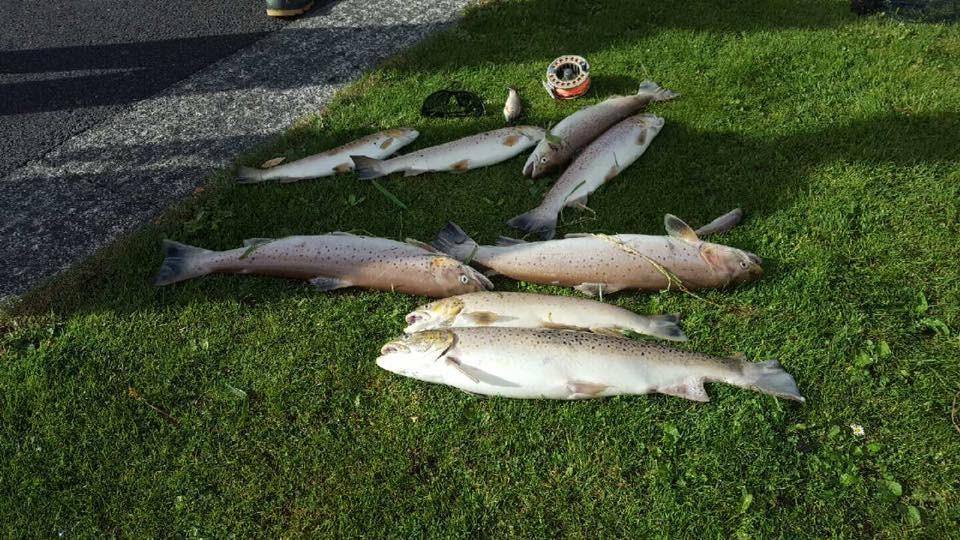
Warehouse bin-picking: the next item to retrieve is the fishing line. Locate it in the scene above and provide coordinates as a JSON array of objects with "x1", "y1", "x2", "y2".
[{"x1": 542, "y1": 55, "x2": 591, "y2": 100}]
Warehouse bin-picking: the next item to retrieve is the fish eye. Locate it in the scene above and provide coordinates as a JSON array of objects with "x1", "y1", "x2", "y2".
[
  {"x1": 539, "y1": 156, "x2": 548, "y2": 164},
  {"x1": 459, "y1": 274, "x2": 470, "y2": 284},
  {"x1": 739, "y1": 261, "x2": 749, "y2": 269}
]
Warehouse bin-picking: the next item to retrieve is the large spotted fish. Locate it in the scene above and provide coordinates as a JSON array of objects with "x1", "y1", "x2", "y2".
[
  {"x1": 509, "y1": 113, "x2": 665, "y2": 239},
  {"x1": 351, "y1": 126, "x2": 545, "y2": 179},
  {"x1": 236, "y1": 128, "x2": 419, "y2": 183},
  {"x1": 377, "y1": 327, "x2": 805, "y2": 403},
  {"x1": 153, "y1": 232, "x2": 492, "y2": 297},
  {"x1": 432, "y1": 213, "x2": 760, "y2": 296},
  {"x1": 404, "y1": 292, "x2": 686, "y2": 341},
  {"x1": 522, "y1": 80, "x2": 677, "y2": 179}
]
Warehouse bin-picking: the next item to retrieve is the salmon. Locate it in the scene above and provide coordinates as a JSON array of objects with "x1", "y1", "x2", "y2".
[
  {"x1": 351, "y1": 126, "x2": 544, "y2": 179},
  {"x1": 153, "y1": 233, "x2": 492, "y2": 297},
  {"x1": 431, "y1": 213, "x2": 761, "y2": 296},
  {"x1": 236, "y1": 128, "x2": 418, "y2": 183},
  {"x1": 377, "y1": 327, "x2": 805, "y2": 403},
  {"x1": 522, "y1": 80, "x2": 677, "y2": 178},
  {"x1": 404, "y1": 291, "x2": 686, "y2": 341}
]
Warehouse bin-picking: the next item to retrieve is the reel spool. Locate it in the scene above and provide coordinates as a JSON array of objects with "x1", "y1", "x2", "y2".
[{"x1": 542, "y1": 55, "x2": 591, "y2": 100}]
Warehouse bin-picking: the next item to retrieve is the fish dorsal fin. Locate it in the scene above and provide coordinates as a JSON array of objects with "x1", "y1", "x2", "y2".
[
  {"x1": 658, "y1": 378, "x2": 710, "y2": 402},
  {"x1": 405, "y1": 238, "x2": 440, "y2": 253},
  {"x1": 664, "y1": 214, "x2": 699, "y2": 243},
  {"x1": 495, "y1": 236, "x2": 527, "y2": 247},
  {"x1": 564, "y1": 233, "x2": 591, "y2": 239},
  {"x1": 327, "y1": 231, "x2": 357, "y2": 237}
]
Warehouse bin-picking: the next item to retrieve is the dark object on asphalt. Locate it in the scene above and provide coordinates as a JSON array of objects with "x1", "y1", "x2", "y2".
[
  {"x1": 266, "y1": 0, "x2": 315, "y2": 17},
  {"x1": 851, "y1": 0, "x2": 957, "y2": 20},
  {"x1": 420, "y1": 90, "x2": 486, "y2": 118}
]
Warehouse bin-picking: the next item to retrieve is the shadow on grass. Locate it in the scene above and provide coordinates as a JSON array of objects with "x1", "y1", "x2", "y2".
[{"x1": 11, "y1": 110, "x2": 956, "y2": 319}]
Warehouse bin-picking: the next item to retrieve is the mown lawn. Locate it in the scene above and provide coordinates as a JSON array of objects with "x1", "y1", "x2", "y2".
[{"x1": 2, "y1": 0, "x2": 959, "y2": 536}]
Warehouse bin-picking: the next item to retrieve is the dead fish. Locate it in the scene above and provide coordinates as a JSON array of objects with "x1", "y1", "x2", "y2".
[
  {"x1": 509, "y1": 113, "x2": 665, "y2": 239},
  {"x1": 236, "y1": 128, "x2": 419, "y2": 183},
  {"x1": 522, "y1": 80, "x2": 678, "y2": 179},
  {"x1": 350, "y1": 126, "x2": 545, "y2": 180},
  {"x1": 431, "y1": 213, "x2": 762, "y2": 296},
  {"x1": 377, "y1": 327, "x2": 805, "y2": 402},
  {"x1": 153, "y1": 232, "x2": 492, "y2": 297},
  {"x1": 503, "y1": 87, "x2": 523, "y2": 122},
  {"x1": 404, "y1": 291, "x2": 686, "y2": 341}
]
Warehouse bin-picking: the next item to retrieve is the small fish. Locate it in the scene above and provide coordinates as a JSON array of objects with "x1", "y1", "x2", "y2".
[
  {"x1": 509, "y1": 113, "x2": 665, "y2": 239},
  {"x1": 351, "y1": 126, "x2": 545, "y2": 180},
  {"x1": 377, "y1": 327, "x2": 805, "y2": 403},
  {"x1": 404, "y1": 291, "x2": 686, "y2": 341},
  {"x1": 503, "y1": 87, "x2": 523, "y2": 123},
  {"x1": 523, "y1": 80, "x2": 678, "y2": 179},
  {"x1": 236, "y1": 128, "x2": 419, "y2": 183},
  {"x1": 431, "y1": 213, "x2": 761, "y2": 296},
  {"x1": 154, "y1": 232, "x2": 492, "y2": 297}
]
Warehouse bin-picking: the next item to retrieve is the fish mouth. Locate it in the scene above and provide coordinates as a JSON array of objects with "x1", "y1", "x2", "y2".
[
  {"x1": 403, "y1": 311, "x2": 433, "y2": 333},
  {"x1": 380, "y1": 341, "x2": 409, "y2": 356}
]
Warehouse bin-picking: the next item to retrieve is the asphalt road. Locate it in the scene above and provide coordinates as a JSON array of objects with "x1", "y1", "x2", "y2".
[
  {"x1": 0, "y1": 0, "x2": 471, "y2": 300},
  {"x1": 0, "y1": 0, "x2": 285, "y2": 177}
]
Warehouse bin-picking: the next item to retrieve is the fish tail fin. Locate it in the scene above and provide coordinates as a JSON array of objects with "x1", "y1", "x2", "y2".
[
  {"x1": 637, "y1": 80, "x2": 679, "y2": 102},
  {"x1": 350, "y1": 155, "x2": 387, "y2": 180},
  {"x1": 154, "y1": 240, "x2": 213, "y2": 286},
  {"x1": 738, "y1": 359, "x2": 805, "y2": 403},
  {"x1": 431, "y1": 222, "x2": 479, "y2": 262},
  {"x1": 639, "y1": 314, "x2": 688, "y2": 342},
  {"x1": 506, "y1": 206, "x2": 558, "y2": 240},
  {"x1": 236, "y1": 166, "x2": 266, "y2": 184}
]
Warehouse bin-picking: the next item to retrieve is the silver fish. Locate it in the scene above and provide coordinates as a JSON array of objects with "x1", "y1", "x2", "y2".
[
  {"x1": 503, "y1": 87, "x2": 523, "y2": 123},
  {"x1": 377, "y1": 327, "x2": 805, "y2": 402},
  {"x1": 404, "y1": 291, "x2": 686, "y2": 341},
  {"x1": 351, "y1": 126, "x2": 545, "y2": 179},
  {"x1": 154, "y1": 233, "x2": 492, "y2": 297},
  {"x1": 522, "y1": 80, "x2": 678, "y2": 178},
  {"x1": 236, "y1": 128, "x2": 419, "y2": 183},
  {"x1": 509, "y1": 113, "x2": 664, "y2": 239},
  {"x1": 432, "y1": 213, "x2": 761, "y2": 296}
]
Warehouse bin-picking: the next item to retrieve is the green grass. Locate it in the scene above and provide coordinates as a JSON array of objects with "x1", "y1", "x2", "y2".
[{"x1": 3, "y1": 0, "x2": 959, "y2": 536}]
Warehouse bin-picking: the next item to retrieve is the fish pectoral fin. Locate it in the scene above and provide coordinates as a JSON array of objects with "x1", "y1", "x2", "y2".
[
  {"x1": 445, "y1": 357, "x2": 519, "y2": 387},
  {"x1": 242, "y1": 237, "x2": 275, "y2": 247},
  {"x1": 542, "y1": 321, "x2": 582, "y2": 331},
  {"x1": 658, "y1": 379, "x2": 710, "y2": 402},
  {"x1": 309, "y1": 276, "x2": 353, "y2": 292},
  {"x1": 461, "y1": 311, "x2": 515, "y2": 326},
  {"x1": 574, "y1": 282, "x2": 622, "y2": 297},
  {"x1": 404, "y1": 238, "x2": 441, "y2": 253},
  {"x1": 567, "y1": 381, "x2": 609, "y2": 398},
  {"x1": 664, "y1": 214, "x2": 700, "y2": 243},
  {"x1": 403, "y1": 169, "x2": 428, "y2": 177},
  {"x1": 495, "y1": 236, "x2": 527, "y2": 246},
  {"x1": 590, "y1": 326, "x2": 629, "y2": 339}
]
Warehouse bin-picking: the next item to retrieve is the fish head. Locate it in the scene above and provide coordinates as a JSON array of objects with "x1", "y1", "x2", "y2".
[
  {"x1": 404, "y1": 297, "x2": 465, "y2": 333},
  {"x1": 384, "y1": 128, "x2": 420, "y2": 147},
  {"x1": 522, "y1": 140, "x2": 562, "y2": 178},
  {"x1": 700, "y1": 243, "x2": 764, "y2": 284},
  {"x1": 377, "y1": 329, "x2": 456, "y2": 383},
  {"x1": 430, "y1": 256, "x2": 494, "y2": 295}
]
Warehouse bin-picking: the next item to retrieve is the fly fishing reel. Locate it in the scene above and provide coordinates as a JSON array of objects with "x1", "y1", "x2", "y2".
[{"x1": 542, "y1": 55, "x2": 591, "y2": 100}]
